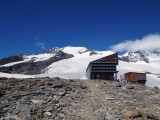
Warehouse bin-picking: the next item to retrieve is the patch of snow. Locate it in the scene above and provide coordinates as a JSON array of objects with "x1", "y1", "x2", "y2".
[
  {"x1": 117, "y1": 61, "x2": 160, "y2": 74},
  {"x1": 62, "y1": 46, "x2": 89, "y2": 55},
  {"x1": 0, "y1": 72, "x2": 34, "y2": 79},
  {"x1": 136, "y1": 61, "x2": 147, "y2": 64},
  {"x1": 43, "y1": 51, "x2": 114, "y2": 79},
  {"x1": 123, "y1": 51, "x2": 129, "y2": 56},
  {"x1": 24, "y1": 53, "x2": 55, "y2": 62},
  {"x1": 0, "y1": 60, "x2": 29, "y2": 67},
  {"x1": 0, "y1": 53, "x2": 56, "y2": 67},
  {"x1": 146, "y1": 74, "x2": 160, "y2": 88}
]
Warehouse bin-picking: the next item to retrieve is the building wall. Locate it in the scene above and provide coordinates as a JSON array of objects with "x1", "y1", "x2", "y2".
[
  {"x1": 86, "y1": 64, "x2": 91, "y2": 79},
  {"x1": 86, "y1": 53, "x2": 118, "y2": 80},
  {"x1": 90, "y1": 72, "x2": 114, "y2": 80},
  {"x1": 124, "y1": 72, "x2": 146, "y2": 82}
]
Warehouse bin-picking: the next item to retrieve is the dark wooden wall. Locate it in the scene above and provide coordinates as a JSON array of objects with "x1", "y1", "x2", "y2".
[
  {"x1": 90, "y1": 72, "x2": 114, "y2": 80},
  {"x1": 86, "y1": 53, "x2": 118, "y2": 80}
]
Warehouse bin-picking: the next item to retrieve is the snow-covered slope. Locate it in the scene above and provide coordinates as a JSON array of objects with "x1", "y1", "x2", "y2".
[
  {"x1": 0, "y1": 72, "x2": 34, "y2": 79},
  {"x1": 117, "y1": 61, "x2": 160, "y2": 88},
  {"x1": 43, "y1": 48, "x2": 113, "y2": 79},
  {"x1": 0, "y1": 46, "x2": 160, "y2": 88},
  {"x1": 23, "y1": 53, "x2": 56, "y2": 62}
]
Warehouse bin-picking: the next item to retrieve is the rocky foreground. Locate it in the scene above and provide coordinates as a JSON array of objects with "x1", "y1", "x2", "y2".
[{"x1": 0, "y1": 78, "x2": 160, "y2": 120}]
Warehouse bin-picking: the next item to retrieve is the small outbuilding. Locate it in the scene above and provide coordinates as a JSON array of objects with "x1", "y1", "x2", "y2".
[
  {"x1": 86, "y1": 53, "x2": 118, "y2": 80},
  {"x1": 120, "y1": 72, "x2": 146, "y2": 84}
]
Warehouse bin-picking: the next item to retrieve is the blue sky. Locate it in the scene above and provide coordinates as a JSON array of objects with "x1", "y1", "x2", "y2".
[{"x1": 0, "y1": 0, "x2": 160, "y2": 58}]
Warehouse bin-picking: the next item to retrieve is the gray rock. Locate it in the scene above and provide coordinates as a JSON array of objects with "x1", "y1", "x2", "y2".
[
  {"x1": 81, "y1": 84, "x2": 87, "y2": 89},
  {"x1": 115, "y1": 83, "x2": 122, "y2": 87},
  {"x1": 1, "y1": 78, "x2": 160, "y2": 120},
  {"x1": 57, "y1": 89, "x2": 66, "y2": 96},
  {"x1": 0, "y1": 51, "x2": 73, "y2": 74},
  {"x1": 126, "y1": 85, "x2": 134, "y2": 89},
  {"x1": 97, "y1": 113, "x2": 106, "y2": 120},
  {"x1": 105, "y1": 114, "x2": 116, "y2": 120}
]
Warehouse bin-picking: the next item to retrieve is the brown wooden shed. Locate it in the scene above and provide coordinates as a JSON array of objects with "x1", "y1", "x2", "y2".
[{"x1": 121, "y1": 72, "x2": 146, "y2": 84}]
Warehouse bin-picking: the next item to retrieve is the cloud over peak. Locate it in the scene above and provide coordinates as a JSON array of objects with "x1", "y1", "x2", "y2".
[{"x1": 111, "y1": 34, "x2": 160, "y2": 52}]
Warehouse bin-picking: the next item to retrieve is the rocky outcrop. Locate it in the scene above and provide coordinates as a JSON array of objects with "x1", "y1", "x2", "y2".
[
  {"x1": 0, "y1": 51, "x2": 73, "y2": 74},
  {"x1": 0, "y1": 78, "x2": 160, "y2": 120},
  {"x1": 120, "y1": 50, "x2": 150, "y2": 63},
  {"x1": 45, "y1": 47, "x2": 63, "y2": 53},
  {"x1": 89, "y1": 51, "x2": 100, "y2": 56},
  {"x1": 0, "y1": 55, "x2": 24, "y2": 65}
]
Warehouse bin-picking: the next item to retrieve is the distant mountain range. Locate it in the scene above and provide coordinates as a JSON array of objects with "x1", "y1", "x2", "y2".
[
  {"x1": 120, "y1": 50, "x2": 160, "y2": 63},
  {"x1": 0, "y1": 47, "x2": 100, "y2": 75},
  {"x1": 0, "y1": 46, "x2": 160, "y2": 88}
]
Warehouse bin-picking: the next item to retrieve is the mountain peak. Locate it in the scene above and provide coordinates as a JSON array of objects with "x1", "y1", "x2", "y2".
[
  {"x1": 120, "y1": 50, "x2": 160, "y2": 63},
  {"x1": 62, "y1": 46, "x2": 90, "y2": 55},
  {"x1": 45, "y1": 46, "x2": 91, "y2": 55},
  {"x1": 45, "y1": 47, "x2": 63, "y2": 53}
]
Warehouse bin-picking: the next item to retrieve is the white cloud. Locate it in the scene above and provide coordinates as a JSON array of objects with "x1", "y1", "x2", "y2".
[
  {"x1": 36, "y1": 41, "x2": 46, "y2": 50},
  {"x1": 110, "y1": 34, "x2": 160, "y2": 52}
]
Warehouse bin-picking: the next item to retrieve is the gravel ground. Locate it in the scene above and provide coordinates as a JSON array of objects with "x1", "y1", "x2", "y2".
[{"x1": 0, "y1": 78, "x2": 160, "y2": 120}]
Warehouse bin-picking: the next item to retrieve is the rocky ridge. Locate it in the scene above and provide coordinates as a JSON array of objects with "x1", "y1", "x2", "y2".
[
  {"x1": 0, "y1": 78, "x2": 160, "y2": 120},
  {"x1": 0, "y1": 55, "x2": 24, "y2": 66},
  {"x1": 120, "y1": 50, "x2": 160, "y2": 63},
  {"x1": 119, "y1": 51, "x2": 149, "y2": 63},
  {"x1": 0, "y1": 51, "x2": 73, "y2": 74}
]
